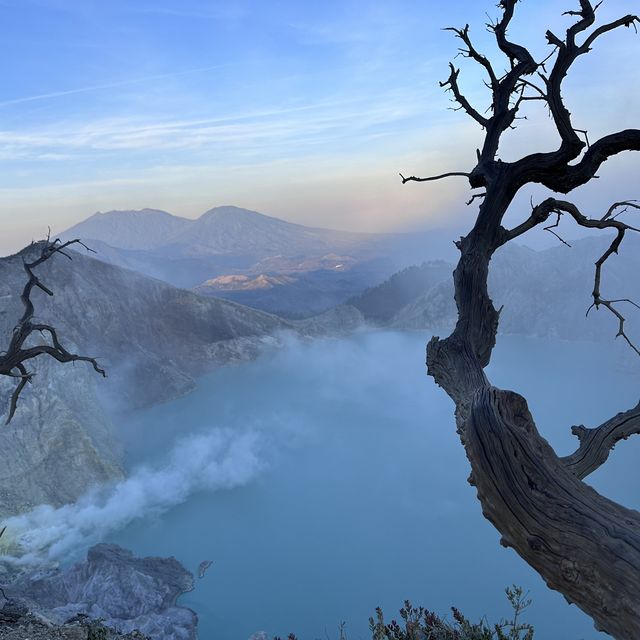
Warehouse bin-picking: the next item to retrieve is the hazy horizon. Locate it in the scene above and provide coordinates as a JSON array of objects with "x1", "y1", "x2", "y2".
[
  {"x1": 0, "y1": 199, "x2": 619, "y2": 259},
  {"x1": 1, "y1": 3, "x2": 639, "y2": 637},
  {"x1": 1, "y1": 0, "x2": 639, "y2": 254}
]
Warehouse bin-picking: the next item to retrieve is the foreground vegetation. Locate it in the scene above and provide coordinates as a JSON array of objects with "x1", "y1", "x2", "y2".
[{"x1": 274, "y1": 586, "x2": 535, "y2": 640}]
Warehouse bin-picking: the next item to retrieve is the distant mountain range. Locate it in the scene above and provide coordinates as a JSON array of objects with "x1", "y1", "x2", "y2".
[
  {"x1": 0, "y1": 244, "x2": 352, "y2": 518},
  {"x1": 60, "y1": 204, "x2": 640, "y2": 344},
  {"x1": 60, "y1": 206, "x2": 457, "y2": 316},
  {"x1": 349, "y1": 234, "x2": 640, "y2": 347},
  {"x1": 63, "y1": 206, "x2": 378, "y2": 255},
  {"x1": 2, "y1": 217, "x2": 638, "y2": 518}
]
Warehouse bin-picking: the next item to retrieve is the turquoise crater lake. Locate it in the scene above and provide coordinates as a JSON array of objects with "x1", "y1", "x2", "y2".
[{"x1": 111, "y1": 331, "x2": 640, "y2": 640}]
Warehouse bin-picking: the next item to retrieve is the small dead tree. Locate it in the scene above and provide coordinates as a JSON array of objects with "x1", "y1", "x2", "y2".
[
  {"x1": 0, "y1": 238, "x2": 105, "y2": 424},
  {"x1": 401, "y1": 2, "x2": 640, "y2": 638}
]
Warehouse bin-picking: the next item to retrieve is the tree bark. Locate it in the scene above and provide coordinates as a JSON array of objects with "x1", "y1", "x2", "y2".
[
  {"x1": 407, "y1": 4, "x2": 640, "y2": 636},
  {"x1": 427, "y1": 213, "x2": 640, "y2": 637},
  {"x1": 465, "y1": 387, "x2": 640, "y2": 639}
]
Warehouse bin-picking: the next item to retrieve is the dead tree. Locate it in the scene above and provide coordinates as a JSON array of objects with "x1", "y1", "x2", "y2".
[
  {"x1": 401, "y1": 2, "x2": 640, "y2": 638},
  {"x1": 0, "y1": 238, "x2": 105, "y2": 424}
]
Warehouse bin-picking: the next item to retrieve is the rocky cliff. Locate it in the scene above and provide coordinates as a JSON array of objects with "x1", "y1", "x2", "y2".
[
  {"x1": 2, "y1": 544, "x2": 196, "y2": 640},
  {"x1": 362, "y1": 235, "x2": 640, "y2": 344},
  {"x1": 0, "y1": 356, "x2": 123, "y2": 518},
  {"x1": 0, "y1": 245, "x2": 294, "y2": 518}
]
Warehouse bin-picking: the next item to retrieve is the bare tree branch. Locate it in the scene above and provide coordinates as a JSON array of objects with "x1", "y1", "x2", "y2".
[
  {"x1": 547, "y1": 200, "x2": 640, "y2": 353},
  {"x1": 466, "y1": 192, "x2": 486, "y2": 206},
  {"x1": 533, "y1": 129, "x2": 640, "y2": 193},
  {"x1": 6, "y1": 363, "x2": 31, "y2": 425},
  {"x1": 582, "y1": 14, "x2": 639, "y2": 51},
  {"x1": 513, "y1": 77, "x2": 547, "y2": 100},
  {"x1": 399, "y1": 171, "x2": 470, "y2": 184},
  {"x1": 543, "y1": 212, "x2": 572, "y2": 247},
  {"x1": 490, "y1": 0, "x2": 535, "y2": 67},
  {"x1": 602, "y1": 200, "x2": 640, "y2": 221},
  {"x1": 503, "y1": 198, "x2": 555, "y2": 241},
  {"x1": 407, "y1": 5, "x2": 640, "y2": 633},
  {"x1": 443, "y1": 24, "x2": 498, "y2": 89},
  {"x1": 440, "y1": 63, "x2": 489, "y2": 127},
  {"x1": 513, "y1": 6, "x2": 640, "y2": 187},
  {"x1": 565, "y1": 0, "x2": 598, "y2": 46},
  {"x1": 506, "y1": 197, "x2": 640, "y2": 354},
  {"x1": 0, "y1": 238, "x2": 105, "y2": 424},
  {"x1": 562, "y1": 402, "x2": 640, "y2": 479}
]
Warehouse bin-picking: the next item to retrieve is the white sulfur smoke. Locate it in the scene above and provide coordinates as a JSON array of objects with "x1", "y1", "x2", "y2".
[{"x1": 2, "y1": 428, "x2": 263, "y2": 565}]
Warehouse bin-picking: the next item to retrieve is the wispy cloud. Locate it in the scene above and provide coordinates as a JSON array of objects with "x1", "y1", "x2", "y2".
[
  {"x1": 0, "y1": 87, "x2": 439, "y2": 160},
  {"x1": 126, "y1": 5, "x2": 247, "y2": 21},
  {"x1": 0, "y1": 0, "x2": 636, "y2": 253},
  {"x1": 0, "y1": 65, "x2": 230, "y2": 109}
]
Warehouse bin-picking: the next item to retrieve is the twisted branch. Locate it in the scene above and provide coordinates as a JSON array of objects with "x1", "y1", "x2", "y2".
[
  {"x1": 399, "y1": 171, "x2": 470, "y2": 184},
  {"x1": 444, "y1": 24, "x2": 498, "y2": 89},
  {"x1": 440, "y1": 62, "x2": 489, "y2": 127},
  {"x1": 514, "y1": 10, "x2": 640, "y2": 187},
  {"x1": 0, "y1": 237, "x2": 105, "y2": 424},
  {"x1": 562, "y1": 402, "x2": 640, "y2": 479},
  {"x1": 405, "y1": 2, "x2": 640, "y2": 636},
  {"x1": 507, "y1": 197, "x2": 640, "y2": 354}
]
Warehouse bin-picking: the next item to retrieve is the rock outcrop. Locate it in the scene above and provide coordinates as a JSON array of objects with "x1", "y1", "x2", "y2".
[
  {"x1": 0, "y1": 355, "x2": 123, "y2": 517},
  {"x1": 294, "y1": 304, "x2": 365, "y2": 337},
  {"x1": 0, "y1": 245, "x2": 293, "y2": 518},
  {"x1": 0, "y1": 604, "x2": 147, "y2": 639},
  {"x1": 3, "y1": 544, "x2": 196, "y2": 640},
  {"x1": 364, "y1": 236, "x2": 640, "y2": 343}
]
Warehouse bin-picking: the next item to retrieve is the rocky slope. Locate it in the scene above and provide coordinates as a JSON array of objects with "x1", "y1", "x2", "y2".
[
  {"x1": 0, "y1": 355, "x2": 123, "y2": 519},
  {"x1": 0, "y1": 244, "x2": 293, "y2": 404},
  {"x1": 349, "y1": 261, "x2": 452, "y2": 324},
  {"x1": 353, "y1": 234, "x2": 640, "y2": 344},
  {"x1": 0, "y1": 240, "x2": 374, "y2": 519},
  {"x1": 0, "y1": 244, "x2": 296, "y2": 518},
  {"x1": 1, "y1": 544, "x2": 196, "y2": 640},
  {"x1": 0, "y1": 607, "x2": 147, "y2": 640},
  {"x1": 60, "y1": 206, "x2": 458, "y2": 314}
]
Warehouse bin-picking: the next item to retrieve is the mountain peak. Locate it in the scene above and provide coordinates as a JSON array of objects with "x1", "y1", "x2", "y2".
[
  {"x1": 62, "y1": 208, "x2": 190, "y2": 251},
  {"x1": 93, "y1": 207, "x2": 174, "y2": 218},
  {"x1": 201, "y1": 205, "x2": 253, "y2": 215},
  {"x1": 61, "y1": 204, "x2": 373, "y2": 258},
  {"x1": 199, "y1": 205, "x2": 280, "y2": 223}
]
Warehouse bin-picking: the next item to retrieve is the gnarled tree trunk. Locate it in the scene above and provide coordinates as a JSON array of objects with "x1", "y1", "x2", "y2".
[{"x1": 402, "y1": 3, "x2": 640, "y2": 637}]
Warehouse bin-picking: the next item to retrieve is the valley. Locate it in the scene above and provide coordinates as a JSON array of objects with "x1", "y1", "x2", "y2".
[
  {"x1": 0, "y1": 208, "x2": 638, "y2": 640},
  {"x1": 60, "y1": 206, "x2": 458, "y2": 316}
]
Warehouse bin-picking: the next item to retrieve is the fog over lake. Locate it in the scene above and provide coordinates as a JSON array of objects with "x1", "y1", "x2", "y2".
[{"x1": 13, "y1": 330, "x2": 638, "y2": 639}]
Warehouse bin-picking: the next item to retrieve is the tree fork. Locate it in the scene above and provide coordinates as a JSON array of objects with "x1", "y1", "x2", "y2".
[
  {"x1": 410, "y1": 2, "x2": 640, "y2": 637},
  {"x1": 466, "y1": 387, "x2": 640, "y2": 639}
]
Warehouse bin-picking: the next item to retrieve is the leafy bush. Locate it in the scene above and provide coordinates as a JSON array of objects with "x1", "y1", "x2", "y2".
[
  {"x1": 273, "y1": 586, "x2": 534, "y2": 640},
  {"x1": 369, "y1": 586, "x2": 534, "y2": 640}
]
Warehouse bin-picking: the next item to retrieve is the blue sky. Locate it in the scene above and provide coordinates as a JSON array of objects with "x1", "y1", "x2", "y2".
[{"x1": 0, "y1": 0, "x2": 639, "y2": 253}]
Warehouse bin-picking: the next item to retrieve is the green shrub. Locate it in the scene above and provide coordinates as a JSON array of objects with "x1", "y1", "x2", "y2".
[
  {"x1": 272, "y1": 586, "x2": 534, "y2": 640},
  {"x1": 369, "y1": 586, "x2": 534, "y2": 640}
]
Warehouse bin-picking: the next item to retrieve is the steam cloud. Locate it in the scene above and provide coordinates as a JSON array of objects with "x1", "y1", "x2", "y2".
[{"x1": 2, "y1": 428, "x2": 263, "y2": 565}]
